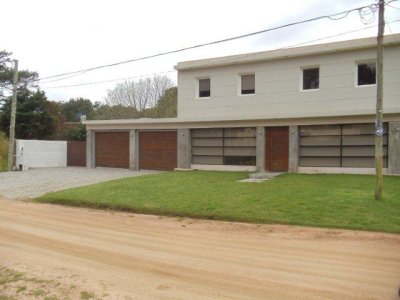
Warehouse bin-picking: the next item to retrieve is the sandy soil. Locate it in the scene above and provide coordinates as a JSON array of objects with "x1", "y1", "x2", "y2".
[{"x1": 0, "y1": 198, "x2": 399, "y2": 300}]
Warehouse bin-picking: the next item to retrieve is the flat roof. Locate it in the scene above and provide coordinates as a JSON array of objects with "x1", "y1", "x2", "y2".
[
  {"x1": 175, "y1": 34, "x2": 400, "y2": 71},
  {"x1": 83, "y1": 108, "x2": 400, "y2": 128}
]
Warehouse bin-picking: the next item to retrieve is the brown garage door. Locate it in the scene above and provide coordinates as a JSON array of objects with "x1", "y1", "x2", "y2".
[
  {"x1": 265, "y1": 127, "x2": 289, "y2": 172},
  {"x1": 95, "y1": 132, "x2": 129, "y2": 168},
  {"x1": 139, "y1": 131, "x2": 177, "y2": 170}
]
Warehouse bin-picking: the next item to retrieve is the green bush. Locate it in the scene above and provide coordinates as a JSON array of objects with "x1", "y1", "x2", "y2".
[{"x1": 0, "y1": 132, "x2": 8, "y2": 171}]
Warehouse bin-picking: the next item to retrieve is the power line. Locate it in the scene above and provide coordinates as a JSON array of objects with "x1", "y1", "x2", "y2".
[
  {"x1": 287, "y1": 19, "x2": 400, "y2": 48},
  {"x1": 38, "y1": 71, "x2": 89, "y2": 84},
  {"x1": 202, "y1": 19, "x2": 400, "y2": 68},
  {"x1": 386, "y1": 21, "x2": 400, "y2": 42},
  {"x1": 38, "y1": 19, "x2": 400, "y2": 90},
  {"x1": 387, "y1": 3, "x2": 400, "y2": 10},
  {"x1": 41, "y1": 70, "x2": 175, "y2": 89},
  {"x1": 35, "y1": 2, "x2": 383, "y2": 82}
]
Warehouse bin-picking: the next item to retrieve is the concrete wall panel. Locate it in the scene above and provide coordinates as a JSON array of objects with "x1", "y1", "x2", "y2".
[
  {"x1": 16, "y1": 139, "x2": 67, "y2": 169},
  {"x1": 389, "y1": 122, "x2": 400, "y2": 174}
]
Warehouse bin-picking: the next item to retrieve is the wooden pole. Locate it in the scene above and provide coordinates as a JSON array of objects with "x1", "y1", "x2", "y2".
[
  {"x1": 7, "y1": 60, "x2": 18, "y2": 172},
  {"x1": 375, "y1": 0, "x2": 385, "y2": 200}
]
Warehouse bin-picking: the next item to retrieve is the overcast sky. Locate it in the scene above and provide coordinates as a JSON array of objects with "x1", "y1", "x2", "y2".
[{"x1": 2, "y1": 0, "x2": 399, "y2": 103}]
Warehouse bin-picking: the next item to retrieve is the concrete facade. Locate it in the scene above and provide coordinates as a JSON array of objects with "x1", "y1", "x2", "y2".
[
  {"x1": 389, "y1": 122, "x2": 400, "y2": 174},
  {"x1": 177, "y1": 128, "x2": 191, "y2": 169},
  {"x1": 176, "y1": 35, "x2": 400, "y2": 121},
  {"x1": 256, "y1": 127, "x2": 265, "y2": 172},
  {"x1": 86, "y1": 130, "x2": 95, "y2": 168},
  {"x1": 288, "y1": 126, "x2": 299, "y2": 173},
  {"x1": 129, "y1": 129, "x2": 138, "y2": 170}
]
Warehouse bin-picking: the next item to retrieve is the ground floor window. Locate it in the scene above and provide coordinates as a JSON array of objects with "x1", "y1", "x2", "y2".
[
  {"x1": 299, "y1": 123, "x2": 388, "y2": 168},
  {"x1": 191, "y1": 127, "x2": 256, "y2": 166}
]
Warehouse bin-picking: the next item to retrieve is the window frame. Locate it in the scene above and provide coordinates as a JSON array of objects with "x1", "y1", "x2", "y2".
[
  {"x1": 197, "y1": 77, "x2": 211, "y2": 99},
  {"x1": 239, "y1": 73, "x2": 256, "y2": 96},
  {"x1": 355, "y1": 60, "x2": 377, "y2": 87},
  {"x1": 300, "y1": 66, "x2": 320, "y2": 91}
]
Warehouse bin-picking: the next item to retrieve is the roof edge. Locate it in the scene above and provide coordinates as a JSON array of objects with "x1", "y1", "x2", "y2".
[
  {"x1": 83, "y1": 108, "x2": 400, "y2": 127},
  {"x1": 175, "y1": 34, "x2": 400, "y2": 71}
]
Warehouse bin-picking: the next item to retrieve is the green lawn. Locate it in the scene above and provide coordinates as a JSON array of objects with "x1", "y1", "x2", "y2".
[{"x1": 36, "y1": 171, "x2": 400, "y2": 233}]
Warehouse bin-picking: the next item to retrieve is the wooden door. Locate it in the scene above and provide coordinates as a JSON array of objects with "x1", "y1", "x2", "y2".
[
  {"x1": 139, "y1": 131, "x2": 177, "y2": 170},
  {"x1": 67, "y1": 140, "x2": 86, "y2": 167},
  {"x1": 265, "y1": 127, "x2": 289, "y2": 172}
]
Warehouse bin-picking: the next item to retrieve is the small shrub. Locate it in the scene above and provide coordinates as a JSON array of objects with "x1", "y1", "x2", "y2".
[
  {"x1": 32, "y1": 288, "x2": 45, "y2": 297},
  {"x1": 0, "y1": 132, "x2": 8, "y2": 172},
  {"x1": 16, "y1": 286, "x2": 27, "y2": 293},
  {"x1": 0, "y1": 269, "x2": 24, "y2": 285},
  {"x1": 80, "y1": 291, "x2": 95, "y2": 299}
]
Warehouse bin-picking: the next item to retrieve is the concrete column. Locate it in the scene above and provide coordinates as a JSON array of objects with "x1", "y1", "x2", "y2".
[
  {"x1": 288, "y1": 125, "x2": 299, "y2": 173},
  {"x1": 388, "y1": 122, "x2": 400, "y2": 175},
  {"x1": 129, "y1": 129, "x2": 139, "y2": 170},
  {"x1": 177, "y1": 128, "x2": 191, "y2": 169},
  {"x1": 86, "y1": 130, "x2": 95, "y2": 168},
  {"x1": 256, "y1": 126, "x2": 265, "y2": 172}
]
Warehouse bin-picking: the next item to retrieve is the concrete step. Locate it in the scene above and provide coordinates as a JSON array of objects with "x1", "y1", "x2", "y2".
[
  {"x1": 248, "y1": 172, "x2": 284, "y2": 179},
  {"x1": 238, "y1": 178, "x2": 268, "y2": 183}
]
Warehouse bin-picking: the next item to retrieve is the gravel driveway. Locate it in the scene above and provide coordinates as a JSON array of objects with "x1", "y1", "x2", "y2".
[{"x1": 0, "y1": 167, "x2": 159, "y2": 199}]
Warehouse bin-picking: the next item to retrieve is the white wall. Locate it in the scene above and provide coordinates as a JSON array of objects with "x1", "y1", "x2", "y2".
[
  {"x1": 15, "y1": 140, "x2": 67, "y2": 169},
  {"x1": 177, "y1": 46, "x2": 400, "y2": 120}
]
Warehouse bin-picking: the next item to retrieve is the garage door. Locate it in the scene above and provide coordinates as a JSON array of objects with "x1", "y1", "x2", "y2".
[
  {"x1": 139, "y1": 131, "x2": 177, "y2": 170},
  {"x1": 95, "y1": 132, "x2": 129, "y2": 168},
  {"x1": 299, "y1": 123, "x2": 388, "y2": 167}
]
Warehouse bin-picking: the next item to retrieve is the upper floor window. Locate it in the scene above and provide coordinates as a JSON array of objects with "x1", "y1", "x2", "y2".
[
  {"x1": 199, "y1": 78, "x2": 210, "y2": 98},
  {"x1": 357, "y1": 62, "x2": 376, "y2": 86},
  {"x1": 241, "y1": 74, "x2": 255, "y2": 95},
  {"x1": 302, "y1": 67, "x2": 319, "y2": 90}
]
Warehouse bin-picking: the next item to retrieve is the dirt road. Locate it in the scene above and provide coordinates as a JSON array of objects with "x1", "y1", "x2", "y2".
[{"x1": 1, "y1": 199, "x2": 399, "y2": 299}]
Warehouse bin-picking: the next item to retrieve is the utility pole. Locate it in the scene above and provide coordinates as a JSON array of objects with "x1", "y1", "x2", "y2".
[
  {"x1": 375, "y1": 0, "x2": 385, "y2": 200},
  {"x1": 7, "y1": 60, "x2": 18, "y2": 171}
]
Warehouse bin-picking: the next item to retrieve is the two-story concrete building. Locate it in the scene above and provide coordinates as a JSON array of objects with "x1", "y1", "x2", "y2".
[{"x1": 84, "y1": 34, "x2": 400, "y2": 175}]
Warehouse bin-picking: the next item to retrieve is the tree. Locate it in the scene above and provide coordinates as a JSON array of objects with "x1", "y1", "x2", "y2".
[
  {"x1": 145, "y1": 87, "x2": 177, "y2": 118},
  {"x1": 0, "y1": 50, "x2": 68, "y2": 140},
  {"x1": 89, "y1": 104, "x2": 139, "y2": 120},
  {"x1": 0, "y1": 50, "x2": 38, "y2": 102},
  {"x1": 0, "y1": 89, "x2": 65, "y2": 140},
  {"x1": 61, "y1": 97, "x2": 94, "y2": 122},
  {"x1": 1, "y1": 50, "x2": 41, "y2": 136},
  {"x1": 64, "y1": 124, "x2": 86, "y2": 141},
  {"x1": 104, "y1": 75, "x2": 174, "y2": 117}
]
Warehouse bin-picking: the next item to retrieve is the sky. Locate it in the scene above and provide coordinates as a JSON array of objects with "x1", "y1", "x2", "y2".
[{"x1": 2, "y1": 0, "x2": 400, "y2": 103}]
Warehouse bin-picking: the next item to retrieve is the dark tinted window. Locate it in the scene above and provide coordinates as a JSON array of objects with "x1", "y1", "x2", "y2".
[
  {"x1": 241, "y1": 74, "x2": 255, "y2": 94},
  {"x1": 224, "y1": 156, "x2": 256, "y2": 166},
  {"x1": 358, "y1": 62, "x2": 376, "y2": 85},
  {"x1": 303, "y1": 68, "x2": 319, "y2": 90},
  {"x1": 199, "y1": 78, "x2": 210, "y2": 97}
]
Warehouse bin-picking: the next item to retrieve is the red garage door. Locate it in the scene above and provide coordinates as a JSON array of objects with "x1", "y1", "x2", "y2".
[
  {"x1": 139, "y1": 131, "x2": 177, "y2": 170},
  {"x1": 95, "y1": 132, "x2": 129, "y2": 168}
]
